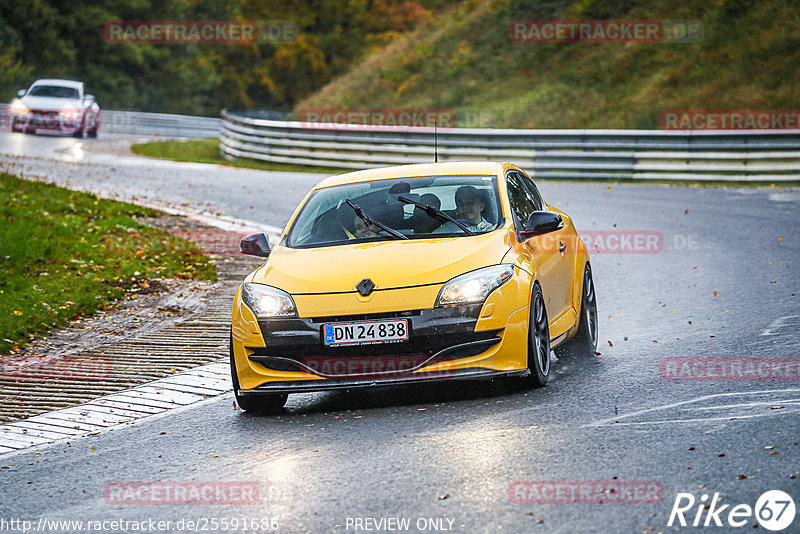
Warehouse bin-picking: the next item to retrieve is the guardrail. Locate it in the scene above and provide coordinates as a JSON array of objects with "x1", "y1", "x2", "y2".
[
  {"x1": 101, "y1": 110, "x2": 220, "y2": 138},
  {"x1": 219, "y1": 109, "x2": 800, "y2": 181}
]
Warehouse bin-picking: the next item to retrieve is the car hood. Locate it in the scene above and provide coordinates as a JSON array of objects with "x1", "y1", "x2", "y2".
[
  {"x1": 21, "y1": 96, "x2": 83, "y2": 111},
  {"x1": 251, "y1": 232, "x2": 512, "y2": 294}
]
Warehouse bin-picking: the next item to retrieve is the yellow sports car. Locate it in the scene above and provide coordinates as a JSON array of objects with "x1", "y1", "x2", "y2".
[{"x1": 231, "y1": 162, "x2": 597, "y2": 411}]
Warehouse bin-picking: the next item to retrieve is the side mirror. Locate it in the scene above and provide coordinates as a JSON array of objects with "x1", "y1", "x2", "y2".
[
  {"x1": 517, "y1": 211, "x2": 563, "y2": 241},
  {"x1": 240, "y1": 233, "x2": 271, "y2": 257},
  {"x1": 16, "y1": 89, "x2": 26, "y2": 98},
  {"x1": 83, "y1": 94, "x2": 96, "y2": 105}
]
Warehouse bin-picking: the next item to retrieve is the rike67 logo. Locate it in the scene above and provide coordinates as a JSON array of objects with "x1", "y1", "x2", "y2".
[{"x1": 668, "y1": 490, "x2": 796, "y2": 531}]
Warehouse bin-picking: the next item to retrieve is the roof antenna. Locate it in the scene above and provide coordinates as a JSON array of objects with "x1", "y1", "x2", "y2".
[{"x1": 434, "y1": 121, "x2": 438, "y2": 163}]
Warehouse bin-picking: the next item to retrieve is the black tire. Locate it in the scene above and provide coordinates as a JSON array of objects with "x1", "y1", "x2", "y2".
[
  {"x1": 72, "y1": 130, "x2": 83, "y2": 138},
  {"x1": 229, "y1": 333, "x2": 287, "y2": 413},
  {"x1": 555, "y1": 264, "x2": 598, "y2": 361},
  {"x1": 525, "y1": 283, "x2": 550, "y2": 387},
  {"x1": 86, "y1": 130, "x2": 98, "y2": 138}
]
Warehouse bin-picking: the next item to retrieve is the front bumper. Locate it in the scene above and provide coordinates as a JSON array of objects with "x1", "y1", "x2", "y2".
[
  {"x1": 231, "y1": 270, "x2": 533, "y2": 393},
  {"x1": 237, "y1": 368, "x2": 529, "y2": 395},
  {"x1": 11, "y1": 110, "x2": 92, "y2": 132}
]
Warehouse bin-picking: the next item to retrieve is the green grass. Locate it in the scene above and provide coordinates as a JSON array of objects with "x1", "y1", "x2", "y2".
[
  {"x1": 131, "y1": 138, "x2": 350, "y2": 175},
  {"x1": 0, "y1": 174, "x2": 216, "y2": 354},
  {"x1": 295, "y1": 0, "x2": 800, "y2": 129}
]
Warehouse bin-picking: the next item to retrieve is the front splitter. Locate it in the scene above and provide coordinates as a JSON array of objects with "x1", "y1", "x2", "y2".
[{"x1": 237, "y1": 368, "x2": 529, "y2": 395}]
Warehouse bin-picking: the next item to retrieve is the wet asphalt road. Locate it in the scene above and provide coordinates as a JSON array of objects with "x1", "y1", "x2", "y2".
[{"x1": 1, "y1": 131, "x2": 799, "y2": 533}]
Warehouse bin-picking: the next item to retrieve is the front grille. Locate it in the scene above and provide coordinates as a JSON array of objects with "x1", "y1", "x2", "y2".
[
  {"x1": 310, "y1": 310, "x2": 421, "y2": 323},
  {"x1": 249, "y1": 303, "x2": 496, "y2": 378},
  {"x1": 248, "y1": 335, "x2": 501, "y2": 376},
  {"x1": 249, "y1": 329, "x2": 499, "y2": 360}
]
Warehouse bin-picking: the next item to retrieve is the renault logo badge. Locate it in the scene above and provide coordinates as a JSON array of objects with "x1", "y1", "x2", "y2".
[{"x1": 356, "y1": 279, "x2": 375, "y2": 296}]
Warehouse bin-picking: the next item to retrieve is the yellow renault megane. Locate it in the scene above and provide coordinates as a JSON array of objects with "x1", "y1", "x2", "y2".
[{"x1": 231, "y1": 162, "x2": 597, "y2": 411}]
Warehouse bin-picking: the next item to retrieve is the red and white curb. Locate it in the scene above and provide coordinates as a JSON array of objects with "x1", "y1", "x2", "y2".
[{"x1": 0, "y1": 360, "x2": 232, "y2": 456}]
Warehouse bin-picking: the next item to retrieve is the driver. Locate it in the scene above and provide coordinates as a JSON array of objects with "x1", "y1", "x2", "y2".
[
  {"x1": 353, "y1": 215, "x2": 381, "y2": 238},
  {"x1": 454, "y1": 185, "x2": 492, "y2": 232}
]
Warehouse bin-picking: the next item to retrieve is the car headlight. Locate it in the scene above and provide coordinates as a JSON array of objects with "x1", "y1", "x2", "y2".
[
  {"x1": 59, "y1": 106, "x2": 78, "y2": 118},
  {"x1": 9, "y1": 99, "x2": 28, "y2": 114},
  {"x1": 241, "y1": 283, "x2": 297, "y2": 318},
  {"x1": 436, "y1": 265, "x2": 515, "y2": 307}
]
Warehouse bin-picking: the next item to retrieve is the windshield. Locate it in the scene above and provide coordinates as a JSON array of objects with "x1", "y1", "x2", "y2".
[
  {"x1": 286, "y1": 175, "x2": 503, "y2": 248},
  {"x1": 27, "y1": 85, "x2": 80, "y2": 99}
]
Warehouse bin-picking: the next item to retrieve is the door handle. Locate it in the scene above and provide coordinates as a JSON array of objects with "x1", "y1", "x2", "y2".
[{"x1": 559, "y1": 242, "x2": 566, "y2": 252}]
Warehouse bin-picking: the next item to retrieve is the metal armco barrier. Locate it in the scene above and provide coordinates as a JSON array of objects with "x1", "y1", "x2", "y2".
[
  {"x1": 102, "y1": 110, "x2": 221, "y2": 138},
  {"x1": 219, "y1": 109, "x2": 800, "y2": 181}
]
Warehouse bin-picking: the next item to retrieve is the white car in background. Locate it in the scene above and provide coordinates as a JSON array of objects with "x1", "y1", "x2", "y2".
[{"x1": 8, "y1": 79, "x2": 101, "y2": 137}]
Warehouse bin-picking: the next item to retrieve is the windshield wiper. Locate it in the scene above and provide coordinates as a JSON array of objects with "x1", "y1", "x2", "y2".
[
  {"x1": 397, "y1": 196, "x2": 476, "y2": 236},
  {"x1": 345, "y1": 199, "x2": 408, "y2": 240}
]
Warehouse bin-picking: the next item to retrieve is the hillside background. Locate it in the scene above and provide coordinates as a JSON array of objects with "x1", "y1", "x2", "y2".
[
  {"x1": 295, "y1": 0, "x2": 800, "y2": 128},
  {"x1": 0, "y1": 0, "x2": 446, "y2": 115},
  {"x1": 1, "y1": 0, "x2": 798, "y2": 128}
]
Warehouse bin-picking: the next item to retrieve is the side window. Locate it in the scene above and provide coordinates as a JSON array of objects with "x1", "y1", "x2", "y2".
[
  {"x1": 518, "y1": 172, "x2": 544, "y2": 210},
  {"x1": 506, "y1": 172, "x2": 537, "y2": 228}
]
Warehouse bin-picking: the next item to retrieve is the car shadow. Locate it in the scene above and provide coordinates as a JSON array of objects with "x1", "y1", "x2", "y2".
[{"x1": 236, "y1": 355, "x2": 601, "y2": 418}]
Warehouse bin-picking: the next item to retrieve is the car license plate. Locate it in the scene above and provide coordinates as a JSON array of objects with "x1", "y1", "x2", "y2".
[{"x1": 323, "y1": 319, "x2": 408, "y2": 346}]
